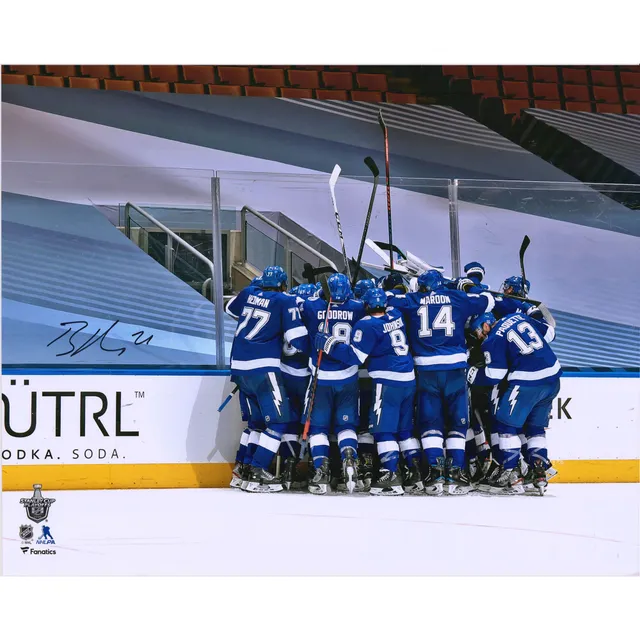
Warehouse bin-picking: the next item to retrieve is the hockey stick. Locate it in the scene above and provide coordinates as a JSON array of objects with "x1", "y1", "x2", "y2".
[
  {"x1": 519, "y1": 235, "x2": 531, "y2": 288},
  {"x1": 378, "y1": 109, "x2": 394, "y2": 270},
  {"x1": 217, "y1": 385, "x2": 239, "y2": 412},
  {"x1": 302, "y1": 263, "x2": 337, "y2": 284},
  {"x1": 329, "y1": 164, "x2": 352, "y2": 282},
  {"x1": 351, "y1": 156, "x2": 380, "y2": 287}
]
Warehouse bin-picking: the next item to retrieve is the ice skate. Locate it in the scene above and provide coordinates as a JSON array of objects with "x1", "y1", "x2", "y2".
[
  {"x1": 358, "y1": 452, "x2": 374, "y2": 492},
  {"x1": 423, "y1": 457, "x2": 445, "y2": 496},
  {"x1": 445, "y1": 459, "x2": 472, "y2": 496},
  {"x1": 487, "y1": 466, "x2": 525, "y2": 495},
  {"x1": 402, "y1": 458, "x2": 424, "y2": 494},
  {"x1": 341, "y1": 449, "x2": 358, "y2": 494},
  {"x1": 308, "y1": 459, "x2": 331, "y2": 495},
  {"x1": 523, "y1": 459, "x2": 549, "y2": 496},
  {"x1": 281, "y1": 457, "x2": 296, "y2": 491},
  {"x1": 230, "y1": 462, "x2": 245, "y2": 489},
  {"x1": 370, "y1": 469, "x2": 404, "y2": 496},
  {"x1": 477, "y1": 460, "x2": 501, "y2": 493},
  {"x1": 242, "y1": 466, "x2": 284, "y2": 493}
]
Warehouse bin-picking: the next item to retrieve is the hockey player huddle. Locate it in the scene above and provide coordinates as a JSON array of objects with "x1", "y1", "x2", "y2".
[{"x1": 225, "y1": 261, "x2": 561, "y2": 498}]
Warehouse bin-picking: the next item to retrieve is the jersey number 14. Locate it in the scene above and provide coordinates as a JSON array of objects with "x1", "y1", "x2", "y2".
[{"x1": 418, "y1": 304, "x2": 455, "y2": 337}]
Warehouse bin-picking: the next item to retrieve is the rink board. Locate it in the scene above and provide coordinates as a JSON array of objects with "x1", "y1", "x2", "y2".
[{"x1": 1, "y1": 372, "x2": 638, "y2": 490}]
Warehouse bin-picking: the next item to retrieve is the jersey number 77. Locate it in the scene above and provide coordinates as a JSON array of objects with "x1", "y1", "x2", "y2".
[{"x1": 236, "y1": 307, "x2": 271, "y2": 339}]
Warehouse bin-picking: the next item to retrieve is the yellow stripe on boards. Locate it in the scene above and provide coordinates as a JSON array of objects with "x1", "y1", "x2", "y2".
[{"x1": 2, "y1": 459, "x2": 638, "y2": 491}]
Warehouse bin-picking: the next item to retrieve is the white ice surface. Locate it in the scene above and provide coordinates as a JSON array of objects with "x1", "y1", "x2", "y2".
[{"x1": 3, "y1": 484, "x2": 639, "y2": 576}]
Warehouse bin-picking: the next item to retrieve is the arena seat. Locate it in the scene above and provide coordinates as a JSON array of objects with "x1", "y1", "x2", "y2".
[
  {"x1": 471, "y1": 79, "x2": 499, "y2": 97},
  {"x1": 32, "y1": 75, "x2": 64, "y2": 87},
  {"x1": 322, "y1": 71, "x2": 353, "y2": 90},
  {"x1": 501, "y1": 66, "x2": 529, "y2": 81},
  {"x1": 245, "y1": 86, "x2": 279, "y2": 97},
  {"x1": 626, "y1": 104, "x2": 640, "y2": 114},
  {"x1": 2, "y1": 74, "x2": 28, "y2": 85},
  {"x1": 566, "y1": 102, "x2": 592, "y2": 112},
  {"x1": 69, "y1": 77, "x2": 101, "y2": 90},
  {"x1": 45, "y1": 65, "x2": 77, "y2": 77},
  {"x1": 350, "y1": 90, "x2": 382, "y2": 102},
  {"x1": 328, "y1": 65, "x2": 358, "y2": 72},
  {"x1": 10, "y1": 65, "x2": 41, "y2": 75},
  {"x1": 502, "y1": 81, "x2": 530, "y2": 99},
  {"x1": 593, "y1": 86, "x2": 620, "y2": 103},
  {"x1": 532, "y1": 66, "x2": 558, "y2": 83},
  {"x1": 218, "y1": 66, "x2": 250, "y2": 86},
  {"x1": 562, "y1": 68, "x2": 588, "y2": 84},
  {"x1": 621, "y1": 72, "x2": 640, "y2": 88},
  {"x1": 590, "y1": 70, "x2": 617, "y2": 86},
  {"x1": 288, "y1": 69, "x2": 320, "y2": 89},
  {"x1": 280, "y1": 87, "x2": 314, "y2": 99},
  {"x1": 502, "y1": 99, "x2": 530, "y2": 114},
  {"x1": 208, "y1": 85, "x2": 242, "y2": 96},
  {"x1": 183, "y1": 66, "x2": 215, "y2": 84},
  {"x1": 114, "y1": 65, "x2": 146, "y2": 81},
  {"x1": 356, "y1": 73, "x2": 388, "y2": 92},
  {"x1": 80, "y1": 65, "x2": 111, "y2": 78},
  {"x1": 564, "y1": 84, "x2": 590, "y2": 102},
  {"x1": 315, "y1": 89, "x2": 348, "y2": 100},
  {"x1": 532, "y1": 83, "x2": 560, "y2": 100},
  {"x1": 385, "y1": 92, "x2": 417, "y2": 104},
  {"x1": 472, "y1": 65, "x2": 500, "y2": 79},
  {"x1": 534, "y1": 100, "x2": 562, "y2": 110},
  {"x1": 174, "y1": 83, "x2": 205, "y2": 94},
  {"x1": 595, "y1": 103, "x2": 623, "y2": 114},
  {"x1": 293, "y1": 65, "x2": 325, "y2": 70},
  {"x1": 442, "y1": 65, "x2": 469, "y2": 78},
  {"x1": 253, "y1": 68, "x2": 285, "y2": 87},
  {"x1": 104, "y1": 79, "x2": 135, "y2": 91},
  {"x1": 139, "y1": 81, "x2": 170, "y2": 92},
  {"x1": 623, "y1": 87, "x2": 640, "y2": 103},
  {"x1": 149, "y1": 66, "x2": 180, "y2": 82}
]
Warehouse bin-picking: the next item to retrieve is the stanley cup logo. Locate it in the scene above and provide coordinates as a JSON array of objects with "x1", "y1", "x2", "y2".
[{"x1": 20, "y1": 484, "x2": 56, "y2": 524}]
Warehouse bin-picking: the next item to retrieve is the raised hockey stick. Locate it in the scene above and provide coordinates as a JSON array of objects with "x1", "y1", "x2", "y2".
[
  {"x1": 378, "y1": 109, "x2": 394, "y2": 270},
  {"x1": 519, "y1": 235, "x2": 531, "y2": 288},
  {"x1": 329, "y1": 164, "x2": 352, "y2": 282},
  {"x1": 351, "y1": 156, "x2": 380, "y2": 287},
  {"x1": 217, "y1": 385, "x2": 239, "y2": 412}
]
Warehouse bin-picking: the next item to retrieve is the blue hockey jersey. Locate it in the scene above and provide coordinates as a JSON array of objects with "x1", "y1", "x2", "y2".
[
  {"x1": 328, "y1": 308, "x2": 415, "y2": 387},
  {"x1": 493, "y1": 295, "x2": 534, "y2": 320},
  {"x1": 473, "y1": 313, "x2": 561, "y2": 387},
  {"x1": 388, "y1": 288, "x2": 494, "y2": 370},
  {"x1": 280, "y1": 295, "x2": 311, "y2": 377},
  {"x1": 301, "y1": 295, "x2": 365, "y2": 385},
  {"x1": 227, "y1": 288, "x2": 308, "y2": 375}
]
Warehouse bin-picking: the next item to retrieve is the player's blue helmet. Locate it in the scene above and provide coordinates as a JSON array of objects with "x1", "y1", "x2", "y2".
[
  {"x1": 470, "y1": 312, "x2": 496, "y2": 334},
  {"x1": 327, "y1": 273, "x2": 351, "y2": 302},
  {"x1": 464, "y1": 261, "x2": 485, "y2": 282},
  {"x1": 296, "y1": 283, "x2": 317, "y2": 298},
  {"x1": 417, "y1": 269, "x2": 445, "y2": 293},
  {"x1": 354, "y1": 278, "x2": 375, "y2": 299},
  {"x1": 502, "y1": 275, "x2": 530, "y2": 298},
  {"x1": 250, "y1": 276, "x2": 263, "y2": 288},
  {"x1": 362, "y1": 287, "x2": 387, "y2": 310},
  {"x1": 261, "y1": 266, "x2": 287, "y2": 289}
]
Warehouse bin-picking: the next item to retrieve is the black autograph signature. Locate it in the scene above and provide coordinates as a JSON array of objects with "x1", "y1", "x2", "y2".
[{"x1": 47, "y1": 320, "x2": 154, "y2": 358}]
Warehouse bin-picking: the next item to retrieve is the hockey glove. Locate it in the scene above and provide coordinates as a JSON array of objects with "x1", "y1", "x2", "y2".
[
  {"x1": 467, "y1": 366, "x2": 478, "y2": 384},
  {"x1": 457, "y1": 278, "x2": 475, "y2": 292},
  {"x1": 315, "y1": 332, "x2": 337, "y2": 355}
]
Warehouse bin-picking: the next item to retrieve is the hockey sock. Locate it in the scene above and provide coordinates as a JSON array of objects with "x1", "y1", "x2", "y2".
[
  {"x1": 465, "y1": 427, "x2": 475, "y2": 462},
  {"x1": 251, "y1": 424, "x2": 286, "y2": 470},
  {"x1": 357, "y1": 432, "x2": 376, "y2": 459},
  {"x1": 398, "y1": 430, "x2": 420, "y2": 466},
  {"x1": 235, "y1": 428, "x2": 250, "y2": 463},
  {"x1": 526, "y1": 431, "x2": 550, "y2": 467},
  {"x1": 420, "y1": 429, "x2": 444, "y2": 466},
  {"x1": 337, "y1": 428, "x2": 358, "y2": 459},
  {"x1": 279, "y1": 432, "x2": 300, "y2": 459},
  {"x1": 497, "y1": 429, "x2": 521, "y2": 470},
  {"x1": 375, "y1": 433, "x2": 400, "y2": 472},
  {"x1": 519, "y1": 433, "x2": 529, "y2": 463},
  {"x1": 474, "y1": 427, "x2": 490, "y2": 459},
  {"x1": 490, "y1": 432, "x2": 502, "y2": 466},
  {"x1": 309, "y1": 432, "x2": 330, "y2": 469},
  {"x1": 445, "y1": 430, "x2": 466, "y2": 468},
  {"x1": 243, "y1": 429, "x2": 261, "y2": 466}
]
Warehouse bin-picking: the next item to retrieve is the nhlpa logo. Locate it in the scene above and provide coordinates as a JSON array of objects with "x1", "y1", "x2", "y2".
[
  {"x1": 19, "y1": 524, "x2": 34, "y2": 542},
  {"x1": 37, "y1": 525, "x2": 56, "y2": 545},
  {"x1": 20, "y1": 484, "x2": 56, "y2": 524}
]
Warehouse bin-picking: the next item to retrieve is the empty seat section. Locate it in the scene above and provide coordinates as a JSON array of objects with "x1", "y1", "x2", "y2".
[
  {"x1": 69, "y1": 77, "x2": 101, "y2": 90},
  {"x1": 45, "y1": 65, "x2": 77, "y2": 76},
  {"x1": 596, "y1": 103, "x2": 623, "y2": 113},
  {"x1": 287, "y1": 69, "x2": 320, "y2": 88},
  {"x1": 174, "y1": 83, "x2": 205, "y2": 94},
  {"x1": 80, "y1": 65, "x2": 111, "y2": 78},
  {"x1": 280, "y1": 87, "x2": 314, "y2": 99},
  {"x1": 139, "y1": 81, "x2": 170, "y2": 92},
  {"x1": 502, "y1": 99, "x2": 529, "y2": 114},
  {"x1": 10, "y1": 65, "x2": 41, "y2": 75},
  {"x1": 621, "y1": 72, "x2": 640, "y2": 88},
  {"x1": 501, "y1": 66, "x2": 529, "y2": 81},
  {"x1": 471, "y1": 79, "x2": 499, "y2": 97},
  {"x1": 183, "y1": 66, "x2": 215, "y2": 84},
  {"x1": 626, "y1": 104, "x2": 640, "y2": 114},
  {"x1": 208, "y1": 85, "x2": 242, "y2": 96},
  {"x1": 33, "y1": 75, "x2": 64, "y2": 87},
  {"x1": 442, "y1": 65, "x2": 469, "y2": 78},
  {"x1": 590, "y1": 70, "x2": 617, "y2": 86},
  {"x1": 2, "y1": 74, "x2": 28, "y2": 85},
  {"x1": 328, "y1": 65, "x2": 358, "y2": 72},
  {"x1": 351, "y1": 90, "x2": 382, "y2": 102},
  {"x1": 566, "y1": 102, "x2": 592, "y2": 112},
  {"x1": 472, "y1": 65, "x2": 499, "y2": 78},
  {"x1": 623, "y1": 88, "x2": 640, "y2": 103},
  {"x1": 562, "y1": 68, "x2": 588, "y2": 84},
  {"x1": 149, "y1": 65, "x2": 180, "y2": 82},
  {"x1": 104, "y1": 79, "x2": 135, "y2": 91},
  {"x1": 385, "y1": 92, "x2": 417, "y2": 104},
  {"x1": 563, "y1": 84, "x2": 590, "y2": 102},
  {"x1": 253, "y1": 67, "x2": 285, "y2": 87},
  {"x1": 502, "y1": 81, "x2": 529, "y2": 99},
  {"x1": 532, "y1": 66, "x2": 558, "y2": 83},
  {"x1": 534, "y1": 100, "x2": 561, "y2": 110},
  {"x1": 356, "y1": 73, "x2": 388, "y2": 91},
  {"x1": 593, "y1": 86, "x2": 620, "y2": 103},
  {"x1": 315, "y1": 89, "x2": 348, "y2": 100},
  {"x1": 532, "y1": 83, "x2": 559, "y2": 100},
  {"x1": 218, "y1": 66, "x2": 250, "y2": 85},
  {"x1": 322, "y1": 71, "x2": 353, "y2": 90},
  {"x1": 245, "y1": 86, "x2": 279, "y2": 97},
  {"x1": 114, "y1": 65, "x2": 146, "y2": 81}
]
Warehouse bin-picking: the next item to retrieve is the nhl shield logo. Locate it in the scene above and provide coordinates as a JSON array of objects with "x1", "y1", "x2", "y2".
[
  {"x1": 19, "y1": 525, "x2": 34, "y2": 542},
  {"x1": 20, "y1": 484, "x2": 56, "y2": 524}
]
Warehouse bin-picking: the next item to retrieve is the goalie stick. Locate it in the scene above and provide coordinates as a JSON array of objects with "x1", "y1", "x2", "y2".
[
  {"x1": 352, "y1": 156, "x2": 380, "y2": 287},
  {"x1": 329, "y1": 164, "x2": 352, "y2": 282},
  {"x1": 378, "y1": 110, "x2": 394, "y2": 270}
]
